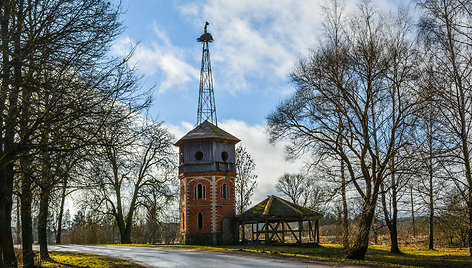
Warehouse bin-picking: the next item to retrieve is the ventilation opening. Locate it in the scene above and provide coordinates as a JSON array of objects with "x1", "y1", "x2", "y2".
[
  {"x1": 221, "y1": 151, "x2": 228, "y2": 161},
  {"x1": 194, "y1": 151, "x2": 204, "y2": 161}
]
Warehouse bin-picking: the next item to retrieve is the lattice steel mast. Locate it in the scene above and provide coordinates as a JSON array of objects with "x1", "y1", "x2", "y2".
[{"x1": 196, "y1": 22, "x2": 217, "y2": 126}]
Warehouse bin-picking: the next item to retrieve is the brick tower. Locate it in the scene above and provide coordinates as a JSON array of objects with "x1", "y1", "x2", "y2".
[
  {"x1": 175, "y1": 121, "x2": 239, "y2": 244},
  {"x1": 175, "y1": 22, "x2": 240, "y2": 245}
]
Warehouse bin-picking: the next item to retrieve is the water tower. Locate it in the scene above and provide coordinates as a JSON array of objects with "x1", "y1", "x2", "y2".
[{"x1": 175, "y1": 22, "x2": 240, "y2": 245}]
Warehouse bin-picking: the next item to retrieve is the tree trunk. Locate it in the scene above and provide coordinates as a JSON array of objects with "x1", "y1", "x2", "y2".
[
  {"x1": 410, "y1": 186, "x2": 416, "y2": 238},
  {"x1": 469, "y1": 194, "x2": 472, "y2": 255},
  {"x1": 381, "y1": 182, "x2": 400, "y2": 254},
  {"x1": 0, "y1": 1, "x2": 11, "y2": 264},
  {"x1": 115, "y1": 196, "x2": 128, "y2": 244},
  {"x1": 341, "y1": 159, "x2": 349, "y2": 249},
  {"x1": 20, "y1": 160, "x2": 34, "y2": 268},
  {"x1": 390, "y1": 216, "x2": 400, "y2": 253},
  {"x1": 38, "y1": 189, "x2": 50, "y2": 260},
  {"x1": 56, "y1": 177, "x2": 68, "y2": 244},
  {"x1": 427, "y1": 117, "x2": 435, "y2": 250},
  {"x1": 2, "y1": 164, "x2": 17, "y2": 267},
  {"x1": 122, "y1": 210, "x2": 134, "y2": 244},
  {"x1": 428, "y1": 168, "x2": 434, "y2": 250},
  {"x1": 461, "y1": 142, "x2": 472, "y2": 256},
  {"x1": 122, "y1": 225, "x2": 132, "y2": 244},
  {"x1": 346, "y1": 199, "x2": 377, "y2": 260},
  {"x1": 16, "y1": 196, "x2": 21, "y2": 244},
  {"x1": 0, "y1": 168, "x2": 6, "y2": 267},
  {"x1": 16, "y1": 1, "x2": 32, "y2": 266},
  {"x1": 122, "y1": 190, "x2": 138, "y2": 244},
  {"x1": 390, "y1": 170, "x2": 400, "y2": 253},
  {"x1": 118, "y1": 221, "x2": 130, "y2": 244},
  {"x1": 1, "y1": 1, "x2": 17, "y2": 265}
]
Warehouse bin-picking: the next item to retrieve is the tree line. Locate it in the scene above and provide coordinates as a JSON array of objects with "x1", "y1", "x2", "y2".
[
  {"x1": 0, "y1": 0, "x2": 181, "y2": 267},
  {"x1": 267, "y1": 0, "x2": 472, "y2": 260},
  {"x1": 0, "y1": 1, "x2": 261, "y2": 266}
]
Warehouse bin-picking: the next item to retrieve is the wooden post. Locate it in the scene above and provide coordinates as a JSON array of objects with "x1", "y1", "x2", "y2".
[
  {"x1": 298, "y1": 220, "x2": 303, "y2": 245},
  {"x1": 265, "y1": 220, "x2": 269, "y2": 245},
  {"x1": 256, "y1": 222, "x2": 259, "y2": 242},
  {"x1": 315, "y1": 219, "x2": 320, "y2": 244},
  {"x1": 282, "y1": 221, "x2": 285, "y2": 243},
  {"x1": 308, "y1": 220, "x2": 313, "y2": 242},
  {"x1": 242, "y1": 221, "x2": 245, "y2": 242}
]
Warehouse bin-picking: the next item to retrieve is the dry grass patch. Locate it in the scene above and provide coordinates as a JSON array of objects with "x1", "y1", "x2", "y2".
[{"x1": 35, "y1": 251, "x2": 144, "y2": 268}]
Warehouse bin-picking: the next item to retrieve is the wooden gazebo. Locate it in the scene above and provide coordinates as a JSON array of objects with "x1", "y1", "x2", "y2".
[{"x1": 236, "y1": 195, "x2": 322, "y2": 245}]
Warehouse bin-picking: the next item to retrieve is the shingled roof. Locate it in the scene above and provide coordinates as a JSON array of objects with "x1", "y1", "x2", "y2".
[
  {"x1": 237, "y1": 195, "x2": 322, "y2": 221},
  {"x1": 174, "y1": 120, "x2": 240, "y2": 146}
]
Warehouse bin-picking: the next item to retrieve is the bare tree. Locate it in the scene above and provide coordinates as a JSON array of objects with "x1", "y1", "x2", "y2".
[
  {"x1": 275, "y1": 174, "x2": 306, "y2": 205},
  {"x1": 267, "y1": 1, "x2": 417, "y2": 259},
  {"x1": 234, "y1": 145, "x2": 258, "y2": 215},
  {"x1": 275, "y1": 173, "x2": 326, "y2": 211},
  {"x1": 0, "y1": 0, "x2": 153, "y2": 265},
  {"x1": 418, "y1": 0, "x2": 472, "y2": 255},
  {"x1": 84, "y1": 116, "x2": 175, "y2": 244}
]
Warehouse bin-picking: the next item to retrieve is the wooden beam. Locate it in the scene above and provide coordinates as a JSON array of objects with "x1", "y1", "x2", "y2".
[
  {"x1": 264, "y1": 220, "x2": 269, "y2": 244},
  {"x1": 255, "y1": 222, "x2": 266, "y2": 241},
  {"x1": 269, "y1": 221, "x2": 281, "y2": 242},
  {"x1": 282, "y1": 221, "x2": 285, "y2": 243},
  {"x1": 285, "y1": 222, "x2": 299, "y2": 243}
]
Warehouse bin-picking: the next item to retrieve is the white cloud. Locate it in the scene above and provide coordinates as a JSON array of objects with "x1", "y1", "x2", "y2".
[
  {"x1": 113, "y1": 0, "x2": 401, "y2": 97},
  {"x1": 180, "y1": 0, "x2": 323, "y2": 94},
  {"x1": 167, "y1": 119, "x2": 307, "y2": 204},
  {"x1": 112, "y1": 25, "x2": 199, "y2": 94},
  {"x1": 178, "y1": 0, "x2": 399, "y2": 96}
]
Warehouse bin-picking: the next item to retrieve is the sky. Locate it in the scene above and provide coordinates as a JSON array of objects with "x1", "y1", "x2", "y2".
[{"x1": 112, "y1": 0, "x2": 410, "y2": 203}]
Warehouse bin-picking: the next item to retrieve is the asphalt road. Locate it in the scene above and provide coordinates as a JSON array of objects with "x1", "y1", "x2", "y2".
[{"x1": 46, "y1": 245, "x2": 349, "y2": 268}]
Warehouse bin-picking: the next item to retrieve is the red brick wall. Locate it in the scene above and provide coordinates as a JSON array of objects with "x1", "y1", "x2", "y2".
[
  {"x1": 187, "y1": 206, "x2": 212, "y2": 233},
  {"x1": 180, "y1": 175, "x2": 235, "y2": 236}
]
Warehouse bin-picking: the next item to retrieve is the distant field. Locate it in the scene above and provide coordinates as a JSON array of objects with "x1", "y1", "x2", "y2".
[{"x1": 117, "y1": 243, "x2": 471, "y2": 267}]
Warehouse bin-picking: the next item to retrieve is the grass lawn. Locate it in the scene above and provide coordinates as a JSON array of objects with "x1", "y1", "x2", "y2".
[
  {"x1": 114, "y1": 243, "x2": 471, "y2": 267},
  {"x1": 34, "y1": 251, "x2": 144, "y2": 267}
]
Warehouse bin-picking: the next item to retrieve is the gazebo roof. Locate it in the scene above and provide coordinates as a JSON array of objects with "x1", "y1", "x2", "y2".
[
  {"x1": 174, "y1": 120, "x2": 240, "y2": 146},
  {"x1": 237, "y1": 195, "x2": 323, "y2": 221}
]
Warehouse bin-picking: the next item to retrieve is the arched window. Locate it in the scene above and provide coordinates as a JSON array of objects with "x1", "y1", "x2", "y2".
[
  {"x1": 197, "y1": 212, "x2": 203, "y2": 229},
  {"x1": 221, "y1": 183, "x2": 229, "y2": 199},
  {"x1": 194, "y1": 183, "x2": 206, "y2": 199}
]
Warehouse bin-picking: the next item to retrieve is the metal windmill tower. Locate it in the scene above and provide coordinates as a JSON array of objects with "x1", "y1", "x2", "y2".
[{"x1": 196, "y1": 22, "x2": 217, "y2": 126}]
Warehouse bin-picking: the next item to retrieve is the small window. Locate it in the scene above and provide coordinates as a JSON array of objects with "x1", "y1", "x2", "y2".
[
  {"x1": 194, "y1": 151, "x2": 204, "y2": 161},
  {"x1": 221, "y1": 151, "x2": 228, "y2": 161},
  {"x1": 221, "y1": 183, "x2": 229, "y2": 199},
  {"x1": 197, "y1": 212, "x2": 203, "y2": 229},
  {"x1": 194, "y1": 183, "x2": 206, "y2": 199}
]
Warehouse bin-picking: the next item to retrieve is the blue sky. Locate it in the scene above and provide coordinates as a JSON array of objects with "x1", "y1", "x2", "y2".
[{"x1": 112, "y1": 0, "x2": 409, "y2": 202}]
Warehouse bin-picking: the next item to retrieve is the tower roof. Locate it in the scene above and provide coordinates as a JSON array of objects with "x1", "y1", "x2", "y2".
[
  {"x1": 174, "y1": 120, "x2": 240, "y2": 146},
  {"x1": 237, "y1": 195, "x2": 322, "y2": 221}
]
